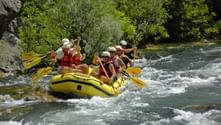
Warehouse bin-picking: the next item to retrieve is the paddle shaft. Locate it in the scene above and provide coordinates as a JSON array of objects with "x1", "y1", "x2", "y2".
[
  {"x1": 97, "y1": 56, "x2": 110, "y2": 79},
  {"x1": 133, "y1": 48, "x2": 136, "y2": 66},
  {"x1": 121, "y1": 71, "x2": 145, "y2": 88}
]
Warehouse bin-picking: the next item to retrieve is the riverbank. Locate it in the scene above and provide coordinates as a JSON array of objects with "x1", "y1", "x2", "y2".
[{"x1": 142, "y1": 39, "x2": 221, "y2": 52}]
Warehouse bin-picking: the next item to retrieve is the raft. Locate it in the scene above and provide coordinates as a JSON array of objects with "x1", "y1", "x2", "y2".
[{"x1": 50, "y1": 72, "x2": 126, "y2": 98}]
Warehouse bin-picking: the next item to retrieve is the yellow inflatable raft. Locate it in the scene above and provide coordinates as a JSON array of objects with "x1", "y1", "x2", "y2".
[{"x1": 50, "y1": 72, "x2": 126, "y2": 98}]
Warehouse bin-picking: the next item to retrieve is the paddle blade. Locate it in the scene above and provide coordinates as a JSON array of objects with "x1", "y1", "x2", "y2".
[
  {"x1": 129, "y1": 77, "x2": 145, "y2": 88},
  {"x1": 32, "y1": 67, "x2": 53, "y2": 83},
  {"x1": 22, "y1": 52, "x2": 44, "y2": 61},
  {"x1": 124, "y1": 67, "x2": 141, "y2": 75},
  {"x1": 23, "y1": 57, "x2": 42, "y2": 70},
  {"x1": 23, "y1": 55, "x2": 47, "y2": 70}
]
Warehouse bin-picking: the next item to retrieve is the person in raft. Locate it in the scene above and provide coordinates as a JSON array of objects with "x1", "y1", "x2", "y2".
[
  {"x1": 115, "y1": 45, "x2": 133, "y2": 68},
  {"x1": 52, "y1": 38, "x2": 89, "y2": 74},
  {"x1": 119, "y1": 40, "x2": 138, "y2": 59},
  {"x1": 107, "y1": 46, "x2": 126, "y2": 74},
  {"x1": 91, "y1": 51, "x2": 116, "y2": 84}
]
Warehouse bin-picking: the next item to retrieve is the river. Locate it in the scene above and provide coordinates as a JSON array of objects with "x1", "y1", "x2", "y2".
[{"x1": 0, "y1": 42, "x2": 221, "y2": 125}]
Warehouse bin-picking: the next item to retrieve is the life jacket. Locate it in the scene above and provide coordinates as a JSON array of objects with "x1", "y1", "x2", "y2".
[
  {"x1": 57, "y1": 49, "x2": 80, "y2": 67},
  {"x1": 99, "y1": 61, "x2": 112, "y2": 77}
]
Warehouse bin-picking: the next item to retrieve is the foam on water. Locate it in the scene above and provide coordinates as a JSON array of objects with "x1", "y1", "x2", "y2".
[
  {"x1": 138, "y1": 51, "x2": 221, "y2": 98},
  {"x1": 172, "y1": 109, "x2": 221, "y2": 125},
  {"x1": 0, "y1": 120, "x2": 28, "y2": 125},
  {"x1": 1, "y1": 45, "x2": 221, "y2": 125}
]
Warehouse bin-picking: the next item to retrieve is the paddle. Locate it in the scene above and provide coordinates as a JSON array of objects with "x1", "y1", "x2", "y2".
[
  {"x1": 121, "y1": 71, "x2": 145, "y2": 88},
  {"x1": 32, "y1": 67, "x2": 53, "y2": 83},
  {"x1": 124, "y1": 67, "x2": 141, "y2": 75},
  {"x1": 22, "y1": 52, "x2": 44, "y2": 62},
  {"x1": 133, "y1": 46, "x2": 136, "y2": 66},
  {"x1": 22, "y1": 50, "x2": 56, "y2": 70},
  {"x1": 97, "y1": 56, "x2": 109, "y2": 79},
  {"x1": 23, "y1": 54, "x2": 48, "y2": 70},
  {"x1": 76, "y1": 36, "x2": 81, "y2": 58},
  {"x1": 22, "y1": 51, "x2": 54, "y2": 82}
]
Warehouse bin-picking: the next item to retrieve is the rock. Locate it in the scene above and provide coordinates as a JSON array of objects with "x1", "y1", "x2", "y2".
[
  {"x1": 2, "y1": 31, "x2": 19, "y2": 45},
  {"x1": 181, "y1": 104, "x2": 221, "y2": 113},
  {"x1": 0, "y1": 0, "x2": 23, "y2": 73},
  {"x1": 0, "y1": 39, "x2": 23, "y2": 73},
  {"x1": 0, "y1": 0, "x2": 21, "y2": 38},
  {"x1": 0, "y1": 84, "x2": 58, "y2": 101}
]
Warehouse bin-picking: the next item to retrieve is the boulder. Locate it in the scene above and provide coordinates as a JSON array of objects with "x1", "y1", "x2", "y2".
[
  {"x1": 0, "y1": 39, "x2": 23, "y2": 73},
  {"x1": 0, "y1": 0, "x2": 21, "y2": 38},
  {"x1": 0, "y1": 0, "x2": 22, "y2": 73}
]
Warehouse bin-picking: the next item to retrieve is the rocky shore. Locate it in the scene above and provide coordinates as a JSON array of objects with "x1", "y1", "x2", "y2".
[{"x1": 0, "y1": 0, "x2": 23, "y2": 74}]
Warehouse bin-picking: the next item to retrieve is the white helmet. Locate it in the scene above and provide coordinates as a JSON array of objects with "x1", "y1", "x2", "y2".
[
  {"x1": 120, "y1": 40, "x2": 127, "y2": 45},
  {"x1": 56, "y1": 48, "x2": 64, "y2": 59},
  {"x1": 107, "y1": 46, "x2": 116, "y2": 52},
  {"x1": 101, "y1": 51, "x2": 110, "y2": 57},
  {"x1": 62, "y1": 38, "x2": 70, "y2": 44},
  {"x1": 115, "y1": 45, "x2": 122, "y2": 50},
  {"x1": 62, "y1": 41, "x2": 71, "y2": 48}
]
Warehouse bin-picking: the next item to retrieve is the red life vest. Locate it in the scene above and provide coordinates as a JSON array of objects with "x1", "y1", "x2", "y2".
[
  {"x1": 57, "y1": 49, "x2": 80, "y2": 67},
  {"x1": 99, "y1": 61, "x2": 112, "y2": 77}
]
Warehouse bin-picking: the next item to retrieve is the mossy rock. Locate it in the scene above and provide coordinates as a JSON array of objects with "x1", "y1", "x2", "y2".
[
  {"x1": 0, "y1": 105, "x2": 33, "y2": 121},
  {"x1": 0, "y1": 71, "x2": 6, "y2": 78},
  {"x1": 0, "y1": 84, "x2": 58, "y2": 120},
  {"x1": 0, "y1": 84, "x2": 57, "y2": 101}
]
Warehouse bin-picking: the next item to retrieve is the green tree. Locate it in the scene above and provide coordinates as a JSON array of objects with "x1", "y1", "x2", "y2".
[
  {"x1": 19, "y1": 0, "x2": 71, "y2": 53},
  {"x1": 19, "y1": 0, "x2": 135, "y2": 61},
  {"x1": 166, "y1": 0, "x2": 218, "y2": 41},
  {"x1": 205, "y1": 0, "x2": 221, "y2": 38},
  {"x1": 114, "y1": 0, "x2": 169, "y2": 45},
  {"x1": 65, "y1": 0, "x2": 135, "y2": 56}
]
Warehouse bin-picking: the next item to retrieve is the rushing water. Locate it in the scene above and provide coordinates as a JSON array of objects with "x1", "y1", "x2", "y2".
[{"x1": 1, "y1": 43, "x2": 221, "y2": 125}]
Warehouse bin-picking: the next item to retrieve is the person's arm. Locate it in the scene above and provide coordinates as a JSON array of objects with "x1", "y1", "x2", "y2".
[
  {"x1": 80, "y1": 53, "x2": 86, "y2": 61},
  {"x1": 92, "y1": 53, "x2": 99, "y2": 65},
  {"x1": 123, "y1": 47, "x2": 137, "y2": 54},
  {"x1": 108, "y1": 64, "x2": 116, "y2": 83},
  {"x1": 70, "y1": 49, "x2": 78, "y2": 57},
  {"x1": 118, "y1": 58, "x2": 126, "y2": 72},
  {"x1": 124, "y1": 55, "x2": 133, "y2": 67},
  {"x1": 127, "y1": 56, "x2": 133, "y2": 67}
]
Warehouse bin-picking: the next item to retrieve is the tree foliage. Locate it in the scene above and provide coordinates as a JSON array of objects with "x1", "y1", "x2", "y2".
[
  {"x1": 114, "y1": 0, "x2": 169, "y2": 45},
  {"x1": 19, "y1": 0, "x2": 221, "y2": 54},
  {"x1": 166, "y1": 0, "x2": 218, "y2": 41},
  {"x1": 19, "y1": 0, "x2": 72, "y2": 53},
  {"x1": 19, "y1": 0, "x2": 135, "y2": 57}
]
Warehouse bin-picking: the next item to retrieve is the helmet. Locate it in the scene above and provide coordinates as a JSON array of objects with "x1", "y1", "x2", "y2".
[
  {"x1": 62, "y1": 41, "x2": 71, "y2": 48},
  {"x1": 107, "y1": 46, "x2": 116, "y2": 52},
  {"x1": 56, "y1": 48, "x2": 64, "y2": 59},
  {"x1": 120, "y1": 40, "x2": 127, "y2": 45},
  {"x1": 101, "y1": 51, "x2": 110, "y2": 57},
  {"x1": 115, "y1": 45, "x2": 122, "y2": 50},
  {"x1": 62, "y1": 38, "x2": 70, "y2": 44}
]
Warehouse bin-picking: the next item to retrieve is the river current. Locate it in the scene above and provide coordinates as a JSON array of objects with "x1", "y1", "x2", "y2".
[{"x1": 0, "y1": 43, "x2": 221, "y2": 125}]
